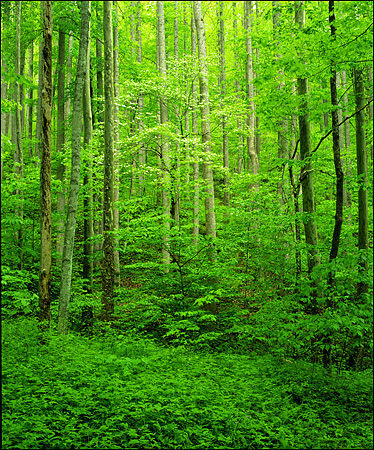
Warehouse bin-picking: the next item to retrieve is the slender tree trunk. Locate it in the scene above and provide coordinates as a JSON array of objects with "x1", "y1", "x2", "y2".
[
  {"x1": 218, "y1": 1, "x2": 229, "y2": 208},
  {"x1": 83, "y1": 14, "x2": 93, "y2": 294},
  {"x1": 341, "y1": 70, "x2": 352, "y2": 211},
  {"x1": 94, "y1": 8, "x2": 104, "y2": 269},
  {"x1": 39, "y1": 0, "x2": 52, "y2": 329},
  {"x1": 233, "y1": 2, "x2": 244, "y2": 174},
  {"x1": 14, "y1": 1, "x2": 24, "y2": 270},
  {"x1": 193, "y1": 0, "x2": 216, "y2": 240},
  {"x1": 56, "y1": 25, "x2": 66, "y2": 267},
  {"x1": 273, "y1": 1, "x2": 288, "y2": 204},
  {"x1": 35, "y1": 1, "x2": 43, "y2": 165},
  {"x1": 367, "y1": 66, "x2": 373, "y2": 161},
  {"x1": 328, "y1": 1, "x2": 344, "y2": 287},
  {"x1": 158, "y1": 1, "x2": 171, "y2": 267},
  {"x1": 101, "y1": 0, "x2": 115, "y2": 321},
  {"x1": 191, "y1": 13, "x2": 199, "y2": 244},
  {"x1": 354, "y1": 67, "x2": 369, "y2": 297},
  {"x1": 58, "y1": 1, "x2": 91, "y2": 334},
  {"x1": 295, "y1": 1, "x2": 320, "y2": 277},
  {"x1": 173, "y1": 0, "x2": 181, "y2": 224},
  {"x1": 27, "y1": 42, "x2": 34, "y2": 160},
  {"x1": 244, "y1": 1, "x2": 258, "y2": 176},
  {"x1": 137, "y1": 1, "x2": 146, "y2": 197},
  {"x1": 113, "y1": 0, "x2": 120, "y2": 289}
]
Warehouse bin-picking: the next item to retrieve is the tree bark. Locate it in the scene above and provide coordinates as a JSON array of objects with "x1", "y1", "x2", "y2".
[
  {"x1": 327, "y1": 0, "x2": 344, "y2": 289},
  {"x1": 244, "y1": 1, "x2": 258, "y2": 176},
  {"x1": 14, "y1": 0, "x2": 24, "y2": 270},
  {"x1": 354, "y1": 67, "x2": 369, "y2": 297},
  {"x1": 56, "y1": 25, "x2": 66, "y2": 267},
  {"x1": 39, "y1": 0, "x2": 53, "y2": 329},
  {"x1": 158, "y1": 0, "x2": 171, "y2": 267},
  {"x1": 83, "y1": 13, "x2": 93, "y2": 294},
  {"x1": 35, "y1": 1, "x2": 43, "y2": 165},
  {"x1": 113, "y1": 0, "x2": 120, "y2": 290},
  {"x1": 58, "y1": 0, "x2": 91, "y2": 334},
  {"x1": 27, "y1": 42, "x2": 34, "y2": 160},
  {"x1": 218, "y1": 1, "x2": 229, "y2": 208},
  {"x1": 191, "y1": 12, "x2": 199, "y2": 244},
  {"x1": 193, "y1": 0, "x2": 216, "y2": 240},
  {"x1": 137, "y1": 1, "x2": 146, "y2": 197},
  {"x1": 295, "y1": 1, "x2": 320, "y2": 276},
  {"x1": 101, "y1": 0, "x2": 115, "y2": 321}
]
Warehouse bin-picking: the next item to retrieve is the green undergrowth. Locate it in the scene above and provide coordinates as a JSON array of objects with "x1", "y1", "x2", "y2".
[{"x1": 2, "y1": 318, "x2": 373, "y2": 449}]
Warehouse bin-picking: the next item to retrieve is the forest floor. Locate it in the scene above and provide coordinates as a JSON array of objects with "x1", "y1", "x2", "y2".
[{"x1": 2, "y1": 317, "x2": 373, "y2": 450}]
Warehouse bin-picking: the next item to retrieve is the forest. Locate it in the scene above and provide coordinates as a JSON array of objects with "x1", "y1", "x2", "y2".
[{"x1": 1, "y1": 1, "x2": 373, "y2": 449}]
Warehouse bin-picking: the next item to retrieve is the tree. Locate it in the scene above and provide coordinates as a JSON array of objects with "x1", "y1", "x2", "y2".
[
  {"x1": 218, "y1": 1, "x2": 229, "y2": 208},
  {"x1": 56, "y1": 22, "x2": 66, "y2": 266},
  {"x1": 58, "y1": 0, "x2": 91, "y2": 334},
  {"x1": 294, "y1": 0, "x2": 320, "y2": 277},
  {"x1": 39, "y1": 0, "x2": 52, "y2": 329},
  {"x1": 354, "y1": 66, "x2": 369, "y2": 297},
  {"x1": 158, "y1": 0, "x2": 171, "y2": 267},
  {"x1": 193, "y1": 0, "x2": 216, "y2": 240},
  {"x1": 244, "y1": 1, "x2": 258, "y2": 176},
  {"x1": 101, "y1": 0, "x2": 115, "y2": 321}
]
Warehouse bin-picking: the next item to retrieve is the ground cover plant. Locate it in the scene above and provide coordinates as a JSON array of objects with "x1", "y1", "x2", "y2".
[{"x1": 2, "y1": 318, "x2": 373, "y2": 450}]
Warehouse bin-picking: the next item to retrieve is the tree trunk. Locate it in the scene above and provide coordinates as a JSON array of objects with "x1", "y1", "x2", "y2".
[
  {"x1": 244, "y1": 1, "x2": 258, "y2": 176},
  {"x1": 83, "y1": 13, "x2": 93, "y2": 294},
  {"x1": 193, "y1": 0, "x2": 216, "y2": 240},
  {"x1": 137, "y1": 1, "x2": 146, "y2": 197},
  {"x1": 158, "y1": 0, "x2": 171, "y2": 267},
  {"x1": 101, "y1": 0, "x2": 115, "y2": 321},
  {"x1": 295, "y1": 1, "x2": 320, "y2": 277},
  {"x1": 191, "y1": 12, "x2": 199, "y2": 244},
  {"x1": 56, "y1": 25, "x2": 66, "y2": 267},
  {"x1": 27, "y1": 42, "x2": 34, "y2": 160},
  {"x1": 173, "y1": 0, "x2": 181, "y2": 225},
  {"x1": 273, "y1": 1, "x2": 288, "y2": 204},
  {"x1": 94, "y1": 8, "x2": 104, "y2": 270},
  {"x1": 218, "y1": 1, "x2": 229, "y2": 208},
  {"x1": 58, "y1": 0, "x2": 91, "y2": 334},
  {"x1": 354, "y1": 67, "x2": 369, "y2": 297},
  {"x1": 39, "y1": 0, "x2": 53, "y2": 329},
  {"x1": 14, "y1": 0, "x2": 24, "y2": 270},
  {"x1": 328, "y1": 0, "x2": 344, "y2": 286},
  {"x1": 233, "y1": 2, "x2": 244, "y2": 174},
  {"x1": 35, "y1": 1, "x2": 43, "y2": 165}
]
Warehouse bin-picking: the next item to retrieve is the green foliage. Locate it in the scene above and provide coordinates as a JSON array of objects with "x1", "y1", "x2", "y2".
[{"x1": 2, "y1": 318, "x2": 373, "y2": 450}]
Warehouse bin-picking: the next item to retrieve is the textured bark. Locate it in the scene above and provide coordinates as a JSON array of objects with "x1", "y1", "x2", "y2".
[
  {"x1": 244, "y1": 1, "x2": 258, "y2": 176},
  {"x1": 341, "y1": 70, "x2": 352, "y2": 209},
  {"x1": 35, "y1": 1, "x2": 43, "y2": 165},
  {"x1": 354, "y1": 67, "x2": 369, "y2": 296},
  {"x1": 367, "y1": 66, "x2": 373, "y2": 161},
  {"x1": 218, "y1": 2, "x2": 229, "y2": 208},
  {"x1": 56, "y1": 25, "x2": 66, "y2": 266},
  {"x1": 295, "y1": 1, "x2": 320, "y2": 275},
  {"x1": 137, "y1": 1, "x2": 146, "y2": 196},
  {"x1": 27, "y1": 42, "x2": 34, "y2": 160},
  {"x1": 101, "y1": 0, "x2": 115, "y2": 320},
  {"x1": 83, "y1": 14, "x2": 93, "y2": 294},
  {"x1": 191, "y1": 13, "x2": 199, "y2": 244},
  {"x1": 39, "y1": 0, "x2": 52, "y2": 329},
  {"x1": 14, "y1": 1, "x2": 24, "y2": 270},
  {"x1": 193, "y1": 1, "x2": 216, "y2": 239},
  {"x1": 328, "y1": 0, "x2": 344, "y2": 288},
  {"x1": 113, "y1": 0, "x2": 120, "y2": 289},
  {"x1": 58, "y1": 1, "x2": 91, "y2": 334},
  {"x1": 233, "y1": 2, "x2": 244, "y2": 174},
  {"x1": 94, "y1": 7, "x2": 104, "y2": 269},
  {"x1": 158, "y1": 1, "x2": 171, "y2": 266},
  {"x1": 273, "y1": 1, "x2": 288, "y2": 204},
  {"x1": 173, "y1": 0, "x2": 181, "y2": 224}
]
